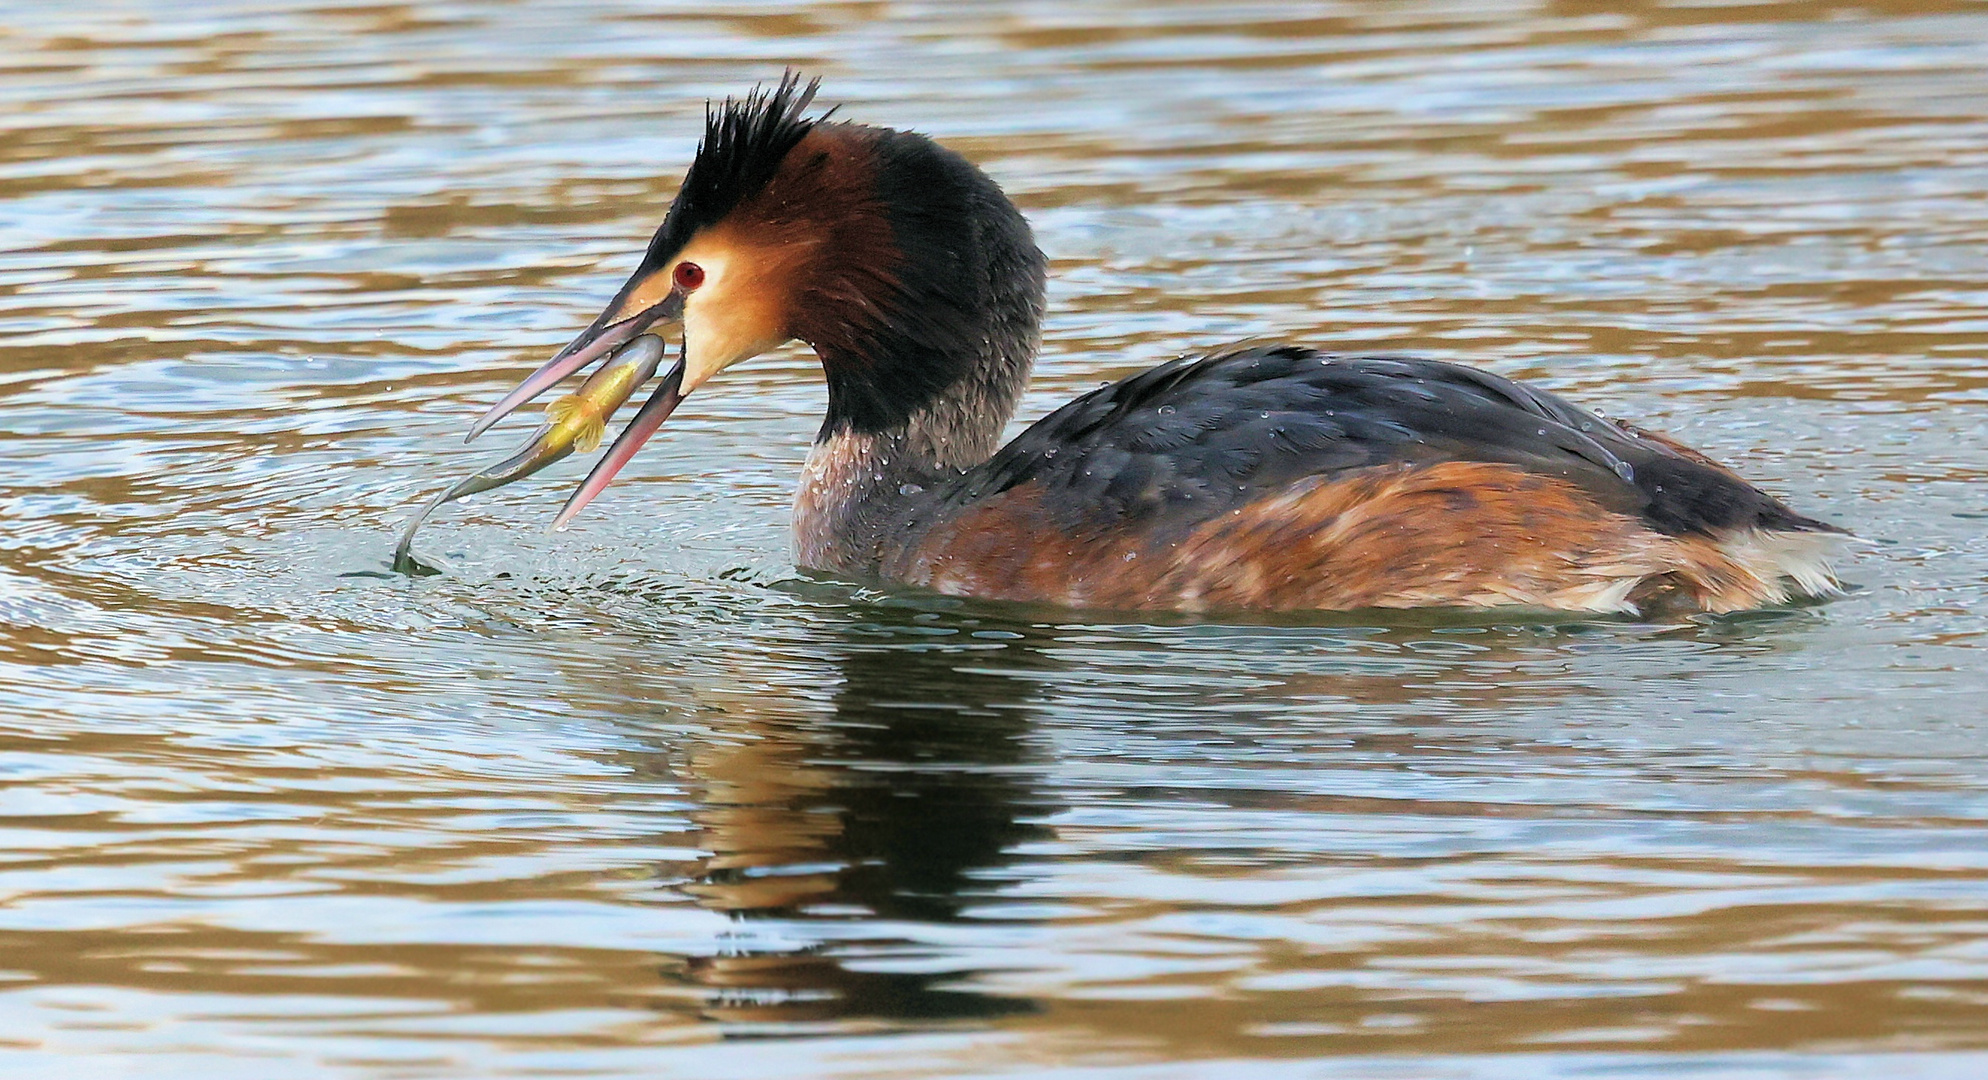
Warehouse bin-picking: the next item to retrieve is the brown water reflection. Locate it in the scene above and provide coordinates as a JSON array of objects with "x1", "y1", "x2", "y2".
[
  {"x1": 4, "y1": 0, "x2": 1988, "y2": 1077},
  {"x1": 662, "y1": 612, "x2": 1052, "y2": 1027}
]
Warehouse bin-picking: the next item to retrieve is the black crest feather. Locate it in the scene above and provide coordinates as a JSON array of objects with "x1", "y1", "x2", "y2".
[{"x1": 642, "y1": 71, "x2": 823, "y2": 265}]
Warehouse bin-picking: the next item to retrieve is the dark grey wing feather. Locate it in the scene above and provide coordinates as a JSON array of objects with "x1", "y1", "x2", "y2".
[{"x1": 933, "y1": 345, "x2": 1834, "y2": 540}]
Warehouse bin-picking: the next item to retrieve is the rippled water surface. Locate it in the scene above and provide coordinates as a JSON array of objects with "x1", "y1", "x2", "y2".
[{"x1": 5, "y1": 1, "x2": 1988, "y2": 1076}]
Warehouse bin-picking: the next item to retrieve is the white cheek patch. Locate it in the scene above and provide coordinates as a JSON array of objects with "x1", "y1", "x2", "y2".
[{"x1": 680, "y1": 262, "x2": 792, "y2": 392}]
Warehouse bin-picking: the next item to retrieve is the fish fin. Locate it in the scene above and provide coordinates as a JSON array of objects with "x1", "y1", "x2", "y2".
[
  {"x1": 546, "y1": 396, "x2": 606, "y2": 452},
  {"x1": 544, "y1": 395, "x2": 580, "y2": 428}
]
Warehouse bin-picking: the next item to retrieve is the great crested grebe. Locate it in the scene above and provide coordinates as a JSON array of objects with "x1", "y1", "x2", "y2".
[{"x1": 464, "y1": 74, "x2": 1842, "y2": 614}]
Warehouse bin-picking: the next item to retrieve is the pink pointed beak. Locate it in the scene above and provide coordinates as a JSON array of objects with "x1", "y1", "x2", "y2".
[
  {"x1": 547, "y1": 360, "x2": 689, "y2": 530},
  {"x1": 467, "y1": 290, "x2": 687, "y2": 442}
]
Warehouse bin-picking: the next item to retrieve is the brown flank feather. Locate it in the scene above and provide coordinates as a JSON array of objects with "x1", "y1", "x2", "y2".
[{"x1": 896, "y1": 460, "x2": 1817, "y2": 614}]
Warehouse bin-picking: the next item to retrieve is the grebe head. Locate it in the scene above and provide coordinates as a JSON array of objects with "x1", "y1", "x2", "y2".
[{"x1": 472, "y1": 73, "x2": 1046, "y2": 528}]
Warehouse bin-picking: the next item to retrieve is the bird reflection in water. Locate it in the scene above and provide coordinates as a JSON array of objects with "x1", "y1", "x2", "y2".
[{"x1": 655, "y1": 610, "x2": 1054, "y2": 1027}]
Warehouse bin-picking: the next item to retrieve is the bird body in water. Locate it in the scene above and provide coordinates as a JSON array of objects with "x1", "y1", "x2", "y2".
[{"x1": 464, "y1": 75, "x2": 1842, "y2": 615}]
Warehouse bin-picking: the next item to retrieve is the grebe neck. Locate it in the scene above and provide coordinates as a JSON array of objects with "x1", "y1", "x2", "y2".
[
  {"x1": 796, "y1": 321, "x2": 1039, "y2": 577},
  {"x1": 788, "y1": 123, "x2": 1047, "y2": 576}
]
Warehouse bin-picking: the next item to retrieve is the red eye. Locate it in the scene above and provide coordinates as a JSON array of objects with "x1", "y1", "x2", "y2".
[{"x1": 673, "y1": 261, "x2": 705, "y2": 291}]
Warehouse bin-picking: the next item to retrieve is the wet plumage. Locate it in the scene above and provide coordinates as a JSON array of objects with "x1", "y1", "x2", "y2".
[
  {"x1": 882, "y1": 348, "x2": 1840, "y2": 612},
  {"x1": 452, "y1": 75, "x2": 1842, "y2": 614},
  {"x1": 926, "y1": 348, "x2": 1825, "y2": 541}
]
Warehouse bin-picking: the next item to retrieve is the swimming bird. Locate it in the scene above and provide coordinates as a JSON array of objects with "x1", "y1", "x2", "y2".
[{"x1": 466, "y1": 74, "x2": 1842, "y2": 615}]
